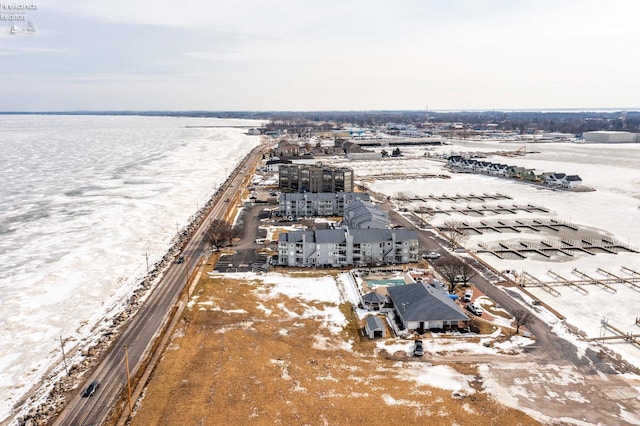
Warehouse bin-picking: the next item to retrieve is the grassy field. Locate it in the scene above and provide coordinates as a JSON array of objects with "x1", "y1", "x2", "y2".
[{"x1": 131, "y1": 266, "x2": 538, "y2": 426}]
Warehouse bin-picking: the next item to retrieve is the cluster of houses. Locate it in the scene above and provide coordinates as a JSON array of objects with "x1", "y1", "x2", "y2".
[
  {"x1": 447, "y1": 156, "x2": 583, "y2": 189},
  {"x1": 270, "y1": 138, "x2": 377, "y2": 160}
]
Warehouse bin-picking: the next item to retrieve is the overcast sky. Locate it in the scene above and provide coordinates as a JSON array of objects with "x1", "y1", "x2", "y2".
[{"x1": 1, "y1": 0, "x2": 639, "y2": 111}]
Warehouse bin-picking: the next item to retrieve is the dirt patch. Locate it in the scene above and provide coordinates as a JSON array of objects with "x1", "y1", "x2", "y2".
[{"x1": 131, "y1": 270, "x2": 539, "y2": 425}]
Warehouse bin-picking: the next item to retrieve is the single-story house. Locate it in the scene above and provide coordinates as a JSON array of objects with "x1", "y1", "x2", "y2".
[
  {"x1": 387, "y1": 283, "x2": 469, "y2": 332},
  {"x1": 561, "y1": 175, "x2": 583, "y2": 188},
  {"x1": 545, "y1": 173, "x2": 566, "y2": 186}
]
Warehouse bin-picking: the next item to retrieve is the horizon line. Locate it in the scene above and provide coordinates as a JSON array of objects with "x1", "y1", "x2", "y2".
[{"x1": 1, "y1": 108, "x2": 640, "y2": 115}]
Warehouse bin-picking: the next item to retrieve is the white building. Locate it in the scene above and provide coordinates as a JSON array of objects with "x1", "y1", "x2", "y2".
[
  {"x1": 277, "y1": 228, "x2": 419, "y2": 267},
  {"x1": 582, "y1": 131, "x2": 639, "y2": 143},
  {"x1": 278, "y1": 192, "x2": 370, "y2": 217}
]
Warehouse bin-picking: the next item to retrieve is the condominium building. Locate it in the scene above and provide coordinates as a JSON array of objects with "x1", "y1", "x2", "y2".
[
  {"x1": 277, "y1": 228, "x2": 419, "y2": 267},
  {"x1": 277, "y1": 192, "x2": 371, "y2": 218},
  {"x1": 278, "y1": 164, "x2": 354, "y2": 193}
]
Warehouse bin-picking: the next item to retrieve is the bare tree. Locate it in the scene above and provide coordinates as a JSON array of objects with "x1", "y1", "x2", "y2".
[
  {"x1": 440, "y1": 220, "x2": 468, "y2": 249},
  {"x1": 455, "y1": 262, "x2": 476, "y2": 287},
  {"x1": 205, "y1": 219, "x2": 236, "y2": 251},
  {"x1": 437, "y1": 259, "x2": 477, "y2": 293},
  {"x1": 513, "y1": 309, "x2": 532, "y2": 335},
  {"x1": 436, "y1": 260, "x2": 465, "y2": 293}
]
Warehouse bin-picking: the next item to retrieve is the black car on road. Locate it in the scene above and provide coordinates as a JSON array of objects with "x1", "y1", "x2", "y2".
[{"x1": 81, "y1": 380, "x2": 100, "y2": 397}]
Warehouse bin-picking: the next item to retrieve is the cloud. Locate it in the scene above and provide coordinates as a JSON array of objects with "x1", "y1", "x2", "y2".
[{"x1": 1, "y1": 0, "x2": 640, "y2": 110}]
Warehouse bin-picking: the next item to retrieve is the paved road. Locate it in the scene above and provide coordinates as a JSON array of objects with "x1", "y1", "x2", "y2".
[
  {"x1": 53, "y1": 144, "x2": 266, "y2": 426},
  {"x1": 212, "y1": 201, "x2": 271, "y2": 273}
]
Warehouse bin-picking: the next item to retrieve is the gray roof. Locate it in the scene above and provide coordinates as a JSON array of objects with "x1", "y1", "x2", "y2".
[
  {"x1": 362, "y1": 292, "x2": 387, "y2": 304},
  {"x1": 315, "y1": 229, "x2": 347, "y2": 244},
  {"x1": 344, "y1": 200, "x2": 389, "y2": 229},
  {"x1": 279, "y1": 192, "x2": 371, "y2": 202},
  {"x1": 278, "y1": 230, "x2": 315, "y2": 243},
  {"x1": 279, "y1": 228, "x2": 417, "y2": 245},
  {"x1": 549, "y1": 173, "x2": 566, "y2": 179},
  {"x1": 350, "y1": 228, "x2": 417, "y2": 243},
  {"x1": 365, "y1": 315, "x2": 385, "y2": 331},
  {"x1": 387, "y1": 283, "x2": 469, "y2": 323}
]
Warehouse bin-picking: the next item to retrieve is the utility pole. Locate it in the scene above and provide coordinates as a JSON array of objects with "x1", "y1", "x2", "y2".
[
  {"x1": 124, "y1": 345, "x2": 132, "y2": 418},
  {"x1": 59, "y1": 336, "x2": 69, "y2": 376},
  {"x1": 184, "y1": 257, "x2": 189, "y2": 287}
]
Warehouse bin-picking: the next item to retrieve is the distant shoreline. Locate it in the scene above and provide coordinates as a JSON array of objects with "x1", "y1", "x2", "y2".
[{"x1": 1, "y1": 108, "x2": 640, "y2": 117}]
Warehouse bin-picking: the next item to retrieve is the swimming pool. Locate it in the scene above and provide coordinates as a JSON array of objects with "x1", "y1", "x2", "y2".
[{"x1": 366, "y1": 278, "x2": 406, "y2": 287}]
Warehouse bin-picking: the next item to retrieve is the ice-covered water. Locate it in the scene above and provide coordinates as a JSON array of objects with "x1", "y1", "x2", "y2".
[{"x1": 0, "y1": 115, "x2": 260, "y2": 421}]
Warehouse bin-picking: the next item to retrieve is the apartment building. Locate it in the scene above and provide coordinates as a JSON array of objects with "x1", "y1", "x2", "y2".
[
  {"x1": 277, "y1": 228, "x2": 419, "y2": 267},
  {"x1": 278, "y1": 164, "x2": 354, "y2": 193},
  {"x1": 278, "y1": 192, "x2": 371, "y2": 218}
]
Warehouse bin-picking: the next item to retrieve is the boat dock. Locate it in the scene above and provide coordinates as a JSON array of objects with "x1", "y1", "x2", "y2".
[
  {"x1": 459, "y1": 218, "x2": 576, "y2": 235},
  {"x1": 476, "y1": 237, "x2": 637, "y2": 259},
  {"x1": 423, "y1": 203, "x2": 549, "y2": 217},
  {"x1": 412, "y1": 192, "x2": 512, "y2": 202},
  {"x1": 585, "y1": 318, "x2": 640, "y2": 345},
  {"x1": 520, "y1": 267, "x2": 640, "y2": 296}
]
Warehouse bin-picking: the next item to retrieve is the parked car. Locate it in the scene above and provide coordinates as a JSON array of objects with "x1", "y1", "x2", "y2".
[
  {"x1": 414, "y1": 340, "x2": 424, "y2": 357},
  {"x1": 466, "y1": 302, "x2": 483, "y2": 316},
  {"x1": 423, "y1": 251, "x2": 441, "y2": 260},
  {"x1": 463, "y1": 289, "x2": 473, "y2": 302},
  {"x1": 82, "y1": 380, "x2": 100, "y2": 397}
]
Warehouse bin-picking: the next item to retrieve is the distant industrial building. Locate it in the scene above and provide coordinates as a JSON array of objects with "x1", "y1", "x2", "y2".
[
  {"x1": 277, "y1": 192, "x2": 370, "y2": 217},
  {"x1": 582, "y1": 131, "x2": 639, "y2": 143},
  {"x1": 278, "y1": 164, "x2": 354, "y2": 193}
]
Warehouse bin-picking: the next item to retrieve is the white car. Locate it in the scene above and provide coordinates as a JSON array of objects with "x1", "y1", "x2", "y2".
[
  {"x1": 423, "y1": 251, "x2": 441, "y2": 260},
  {"x1": 466, "y1": 302, "x2": 483, "y2": 316}
]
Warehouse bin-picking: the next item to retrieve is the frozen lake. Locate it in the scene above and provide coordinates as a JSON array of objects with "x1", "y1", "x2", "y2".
[{"x1": 0, "y1": 115, "x2": 260, "y2": 422}]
